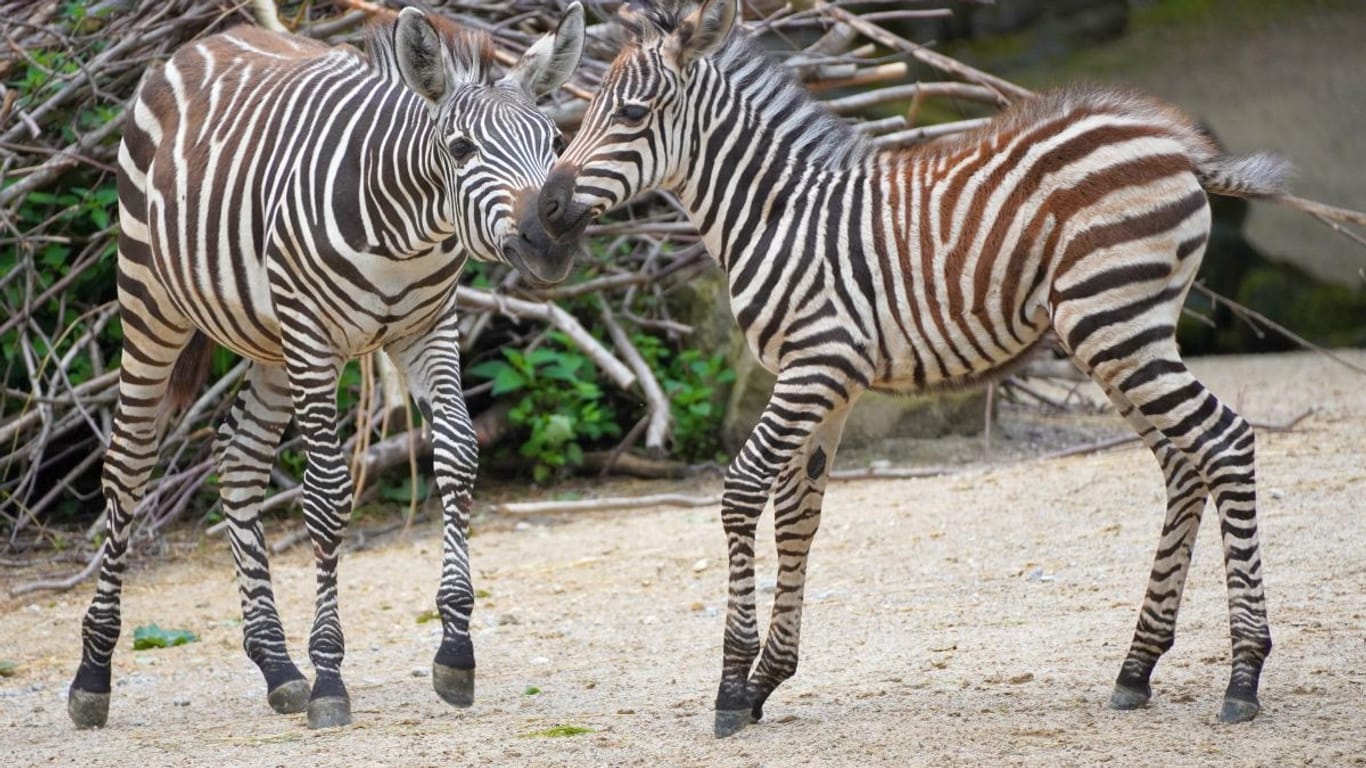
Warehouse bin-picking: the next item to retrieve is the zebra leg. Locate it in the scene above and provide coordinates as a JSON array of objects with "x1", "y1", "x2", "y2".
[
  {"x1": 714, "y1": 370, "x2": 861, "y2": 737},
  {"x1": 388, "y1": 322, "x2": 480, "y2": 708},
  {"x1": 1090, "y1": 382, "x2": 1210, "y2": 712},
  {"x1": 746, "y1": 401, "x2": 854, "y2": 723},
  {"x1": 281, "y1": 347, "x2": 354, "y2": 729},
  {"x1": 216, "y1": 362, "x2": 310, "y2": 715},
  {"x1": 68, "y1": 318, "x2": 190, "y2": 728},
  {"x1": 1067, "y1": 332, "x2": 1269, "y2": 723}
]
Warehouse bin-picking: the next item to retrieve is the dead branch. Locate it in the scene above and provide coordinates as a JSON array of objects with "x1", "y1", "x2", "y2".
[
  {"x1": 1191, "y1": 284, "x2": 1366, "y2": 376},
  {"x1": 496, "y1": 492, "x2": 721, "y2": 516},
  {"x1": 599, "y1": 301, "x2": 670, "y2": 453},
  {"x1": 455, "y1": 286, "x2": 636, "y2": 390},
  {"x1": 1037, "y1": 408, "x2": 1314, "y2": 462}
]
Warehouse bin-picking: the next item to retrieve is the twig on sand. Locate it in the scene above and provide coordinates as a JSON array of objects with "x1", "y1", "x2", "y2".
[
  {"x1": 496, "y1": 493, "x2": 721, "y2": 516},
  {"x1": 1037, "y1": 408, "x2": 1314, "y2": 462}
]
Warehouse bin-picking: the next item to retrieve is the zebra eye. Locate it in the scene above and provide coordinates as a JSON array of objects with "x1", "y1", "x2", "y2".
[
  {"x1": 615, "y1": 103, "x2": 650, "y2": 125},
  {"x1": 449, "y1": 137, "x2": 477, "y2": 162},
  {"x1": 553, "y1": 134, "x2": 567, "y2": 156}
]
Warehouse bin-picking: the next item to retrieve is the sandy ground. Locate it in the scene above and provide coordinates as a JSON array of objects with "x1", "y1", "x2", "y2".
[{"x1": 2, "y1": 350, "x2": 1364, "y2": 767}]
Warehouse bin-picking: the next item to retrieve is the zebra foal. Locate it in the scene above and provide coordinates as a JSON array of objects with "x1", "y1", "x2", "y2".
[
  {"x1": 540, "y1": 0, "x2": 1285, "y2": 736},
  {"x1": 69, "y1": 4, "x2": 585, "y2": 730}
]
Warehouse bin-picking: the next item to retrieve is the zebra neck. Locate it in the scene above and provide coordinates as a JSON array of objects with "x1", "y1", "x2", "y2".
[
  {"x1": 676, "y1": 50, "x2": 872, "y2": 272},
  {"x1": 349, "y1": 88, "x2": 459, "y2": 256}
]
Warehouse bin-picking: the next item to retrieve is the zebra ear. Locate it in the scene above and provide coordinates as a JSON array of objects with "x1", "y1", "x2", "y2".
[
  {"x1": 670, "y1": 0, "x2": 737, "y2": 67},
  {"x1": 502, "y1": 2, "x2": 585, "y2": 99},
  {"x1": 394, "y1": 8, "x2": 450, "y2": 103}
]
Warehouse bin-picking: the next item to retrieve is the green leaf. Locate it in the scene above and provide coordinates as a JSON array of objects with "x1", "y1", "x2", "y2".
[
  {"x1": 526, "y1": 348, "x2": 560, "y2": 366},
  {"x1": 467, "y1": 359, "x2": 507, "y2": 378},
  {"x1": 0, "y1": 660, "x2": 17, "y2": 677},
  {"x1": 491, "y1": 365, "x2": 527, "y2": 395},
  {"x1": 523, "y1": 725, "x2": 594, "y2": 738},
  {"x1": 523, "y1": 685, "x2": 541, "y2": 696},
  {"x1": 415, "y1": 609, "x2": 440, "y2": 624},
  {"x1": 132, "y1": 624, "x2": 198, "y2": 650},
  {"x1": 541, "y1": 414, "x2": 575, "y2": 445}
]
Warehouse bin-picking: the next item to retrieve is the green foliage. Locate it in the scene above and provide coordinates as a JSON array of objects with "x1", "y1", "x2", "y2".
[
  {"x1": 2, "y1": 44, "x2": 124, "y2": 399},
  {"x1": 468, "y1": 333, "x2": 621, "y2": 483},
  {"x1": 523, "y1": 685, "x2": 542, "y2": 696},
  {"x1": 415, "y1": 609, "x2": 440, "y2": 624},
  {"x1": 632, "y1": 334, "x2": 735, "y2": 462},
  {"x1": 131, "y1": 624, "x2": 198, "y2": 650},
  {"x1": 0, "y1": 660, "x2": 16, "y2": 677},
  {"x1": 468, "y1": 327, "x2": 736, "y2": 481}
]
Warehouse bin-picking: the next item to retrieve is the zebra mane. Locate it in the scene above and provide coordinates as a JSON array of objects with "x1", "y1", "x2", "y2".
[
  {"x1": 617, "y1": 0, "x2": 691, "y2": 41},
  {"x1": 617, "y1": 1, "x2": 870, "y2": 168},
  {"x1": 365, "y1": 11, "x2": 496, "y2": 87},
  {"x1": 718, "y1": 34, "x2": 870, "y2": 167}
]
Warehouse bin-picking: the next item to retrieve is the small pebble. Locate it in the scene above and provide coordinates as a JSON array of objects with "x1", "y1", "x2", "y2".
[
  {"x1": 691, "y1": 558, "x2": 708, "y2": 573},
  {"x1": 173, "y1": 697, "x2": 190, "y2": 707},
  {"x1": 410, "y1": 668, "x2": 428, "y2": 678}
]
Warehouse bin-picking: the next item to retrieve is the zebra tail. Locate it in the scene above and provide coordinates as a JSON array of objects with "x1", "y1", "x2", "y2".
[
  {"x1": 1196, "y1": 151, "x2": 1294, "y2": 199},
  {"x1": 167, "y1": 331, "x2": 214, "y2": 411}
]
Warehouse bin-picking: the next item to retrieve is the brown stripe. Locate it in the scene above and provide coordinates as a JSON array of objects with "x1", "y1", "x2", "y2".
[
  {"x1": 1051, "y1": 187, "x2": 1207, "y2": 299},
  {"x1": 978, "y1": 122, "x2": 1172, "y2": 344},
  {"x1": 915, "y1": 158, "x2": 965, "y2": 378}
]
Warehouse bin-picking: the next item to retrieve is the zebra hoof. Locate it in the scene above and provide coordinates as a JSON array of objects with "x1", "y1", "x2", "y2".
[
  {"x1": 1108, "y1": 683, "x2": 1151, "y2": 711},
  {"x1": 267, "y1": 679, "x2": 311, "y2": 714},
  {"x1": 432, "y1": 663, "x2": 474, "y2": 708},
  {"x1": 1218, "y1": 697, "x2": 1260, "y2": 724},
  {"x1": 67, "y1": 687, "x2": 110, "y2": 729},
  {"x1": 306, "y1": 697, "x2": 352, "y2": 729},
  {"x1": 714, "y1": 708, "x2": 754, "y2": 738}
]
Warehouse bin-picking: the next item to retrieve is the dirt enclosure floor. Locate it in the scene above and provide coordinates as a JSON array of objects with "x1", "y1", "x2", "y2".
[{"x1": 2, "y1": 350, "x2": 1364, "y2": 767}]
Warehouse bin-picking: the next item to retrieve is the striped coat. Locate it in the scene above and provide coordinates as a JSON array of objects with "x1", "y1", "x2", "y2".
[
  {"x1": 540, "y1": 0, "x2": 1280, "y2": 737},
  {"x1": 69, "y1": 5, "x2": 585, "y2": 731}
]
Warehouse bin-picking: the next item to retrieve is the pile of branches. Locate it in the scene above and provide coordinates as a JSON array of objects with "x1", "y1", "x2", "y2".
[
  {"x1": 0, "y1": 0, "x2": 1006, "y2": 552},
  {"x1": 3, "y1": 0, "x2": 1363, "y2": 568}
]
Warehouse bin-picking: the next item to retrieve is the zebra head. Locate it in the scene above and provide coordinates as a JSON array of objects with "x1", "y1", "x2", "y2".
[
  {"x1": 393, "y1": 3, "x2": 587, "y2": 285},
  {"x1": 539, "y1": 0, "x2": 737, "y2": 242}
]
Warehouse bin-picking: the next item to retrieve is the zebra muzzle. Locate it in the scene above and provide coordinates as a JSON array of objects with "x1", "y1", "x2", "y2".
[
  {"x1": 537, "y1": 164, "x2": 594, "y2": 244},
  {"x1": 504, "y1": 187, "x2": 583, "y2": 286}
]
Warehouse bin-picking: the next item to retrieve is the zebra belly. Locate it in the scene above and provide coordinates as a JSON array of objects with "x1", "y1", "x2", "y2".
[{"x1": 870, "y1": 303, "x2": 1051, "y2": 394}]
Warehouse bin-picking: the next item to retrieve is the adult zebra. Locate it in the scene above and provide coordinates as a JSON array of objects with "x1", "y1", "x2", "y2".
[
  {"x1": 68, "y1": 5, "x2": 585, "y2": 730},
  {"x1": 540, "y1": 0, "x2": 1286, "y2": 737}
]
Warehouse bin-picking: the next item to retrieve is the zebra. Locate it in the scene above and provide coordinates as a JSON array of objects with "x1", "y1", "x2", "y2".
[
  {"x1": 539, "y1": 0, "x2": 1286, "y2": 737},
  {"x1": 68, "y1": 4, "x2": 585, "y2": 730}
]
